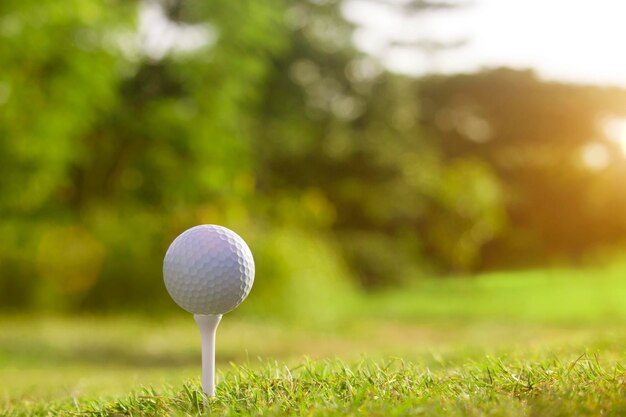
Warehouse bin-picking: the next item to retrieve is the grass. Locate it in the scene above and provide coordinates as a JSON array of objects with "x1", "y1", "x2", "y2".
[
  {"x1": 365, "y1": 264, "x2": 626, "y2": 324},
  {"x1": 7, "y1": 355, "x2": 626, "y2": 416},
  {"x1": 3, "y1": 265, "x2": 626, "y2": 416}
]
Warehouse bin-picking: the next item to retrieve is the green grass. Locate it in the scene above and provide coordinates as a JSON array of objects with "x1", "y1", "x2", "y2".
[
  {"x1": 7, "y1": 355, "x2": 626, "y2": 416},
  {"x1": 364, "y1": 264, "x2": 626, "y2": 324},
  {"x1": 3, "y1": 266, "x2": 626, "y2": 416}
]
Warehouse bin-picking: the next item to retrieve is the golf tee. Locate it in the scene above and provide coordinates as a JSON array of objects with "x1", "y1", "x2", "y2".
[{"x1": 194, "y1": 314, "x2": 222, "y2": 396}]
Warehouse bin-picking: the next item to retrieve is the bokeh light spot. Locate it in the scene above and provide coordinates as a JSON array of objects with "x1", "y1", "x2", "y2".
[
  {"x1": 581, "y1": 142, "x2": 610, "y2": 170},
  {"x1": 604, "y1": 117, "x2": 626, "y2": 157}
]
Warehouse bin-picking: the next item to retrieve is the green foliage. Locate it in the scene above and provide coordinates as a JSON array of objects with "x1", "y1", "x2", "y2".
[
  {"x1": 0, "y1": 0, "x2": 506, "y2": 312},
  {"x1": 255, "y1": 44, "x2": 506, "y2": 283},
  {"x1": 418, "y1": 69, "x2": 626, "y2": 268},
  {"x1": 242, "y1": 227, "x2": 356, "y2": 323},
  {"x1": 0, "y1": 0, "x2": 129, "y2": 213},
  {"x1": 2, "y1": 0, "x2": 626, "y2": 313},
  {"x1": 0, "y1": 0, "x2": 300, "y2": 312}
]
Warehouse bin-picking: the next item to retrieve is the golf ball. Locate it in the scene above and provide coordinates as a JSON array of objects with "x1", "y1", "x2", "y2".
[{"x1": 163, "y1": 225, "x2": 254, "y2": 315}]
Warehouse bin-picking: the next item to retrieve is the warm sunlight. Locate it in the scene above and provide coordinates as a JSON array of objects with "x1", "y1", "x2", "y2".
[{"x1": 604, "y1": 118, "x2": 626, "y2": 157}]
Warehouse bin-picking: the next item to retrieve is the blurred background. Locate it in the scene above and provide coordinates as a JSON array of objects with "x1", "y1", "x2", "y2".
[
  {"x1": 2, "y1": 0, "x2": 626, "y2": 315},
  {"x1": 3, "y1": 0, "x2": 626, "y2": 403}
]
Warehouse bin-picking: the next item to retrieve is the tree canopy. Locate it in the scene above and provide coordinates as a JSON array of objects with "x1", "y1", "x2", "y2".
[{"x1": 1, "y1": 0, "x2": 626, "y2": 313}]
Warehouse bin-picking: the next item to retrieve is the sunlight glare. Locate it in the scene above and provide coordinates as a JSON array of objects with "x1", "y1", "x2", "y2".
[
  {"x1": 581, "y1": 143, "x2": 609, "y2": 170},
  {"x1": 604, "y1": 118, "x2": 626, "y2": 157},
  {"x1": 342, "y1": 0, "x2": 626, "y2": 87}
]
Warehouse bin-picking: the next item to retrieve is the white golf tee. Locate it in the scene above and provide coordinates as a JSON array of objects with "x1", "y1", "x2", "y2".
[{"x1": 194, "y1": 314, "x2": 222, "y2": 396}]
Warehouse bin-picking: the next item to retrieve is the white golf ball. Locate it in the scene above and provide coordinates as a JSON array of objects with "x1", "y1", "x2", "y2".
[{"x1": 163, "y1": 225, "x2": 254, "y2": 315}]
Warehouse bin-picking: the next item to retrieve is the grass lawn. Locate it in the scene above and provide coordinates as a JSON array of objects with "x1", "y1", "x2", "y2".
[{"x1": 2, "y1": 266, "x2": 626, "y2": 416}]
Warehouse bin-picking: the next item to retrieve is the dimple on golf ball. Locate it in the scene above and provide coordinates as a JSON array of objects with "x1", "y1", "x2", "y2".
[{"x1": 163, "y1": 225, "x2": 254, "y2": 315}]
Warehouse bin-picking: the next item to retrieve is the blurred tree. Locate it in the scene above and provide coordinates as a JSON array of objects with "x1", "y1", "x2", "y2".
[
  {"x1": 0, "y1": 0, "x2": 295, "y2": 311},
  {"x1": 418, "y1": 69, "x2": 626, "y2": 268},
  {"x1": 0, "y1": 0, "x2": 135, "y2": 307},
  {"x1": 2, "y1": 0, "x2": 625, "y2": 313},
  {"x1": 251, "y1": 0, "x2": 504, "y2": 285}
]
